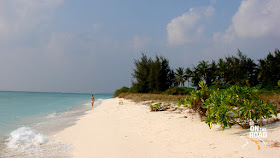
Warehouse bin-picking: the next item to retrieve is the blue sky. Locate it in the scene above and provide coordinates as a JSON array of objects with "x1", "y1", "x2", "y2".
[{"x1": 0, "y1": 0, "x2": 279, "y2": 93}]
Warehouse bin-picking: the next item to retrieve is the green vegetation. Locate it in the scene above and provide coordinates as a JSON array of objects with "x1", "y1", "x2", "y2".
[
  {"x1": 114, "y1": 49, "x2": 280, "y2": 131},
  {"x1": 179, "y1": 81, "x2": 278, "y2": 130},
  {"x1": 188, "y1": 49, "x2": 280, "y2": 89},
  {"x1": 131, "y1": 53, "x2": 174, "y2": 93},
  {"x1": 175, "y1": 67, "x2": 185, "y2": 87},
  {"x1": 178, "y1": 81, "x2": 209, "y2": 120},
  {"x1": 259, "y1": 50, "x2": 280, "y2": 89},
  {"x1": 150, "y1": 103, "x2": 163, "y2": 112},
  {"x1": 114, "y1": 86, "x2": 130, "y2": 97},
  {"x1": 115, "y1": 49, "x2": 280, "y2": 97}
]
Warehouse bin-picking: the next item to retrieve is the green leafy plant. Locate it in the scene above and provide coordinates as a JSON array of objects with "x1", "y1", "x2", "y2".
[
  {"x1": 179, "y1": 81, "x2": 278, "y2": 130},
  {"x1": 150, "y1": 103, "x2": 162, "y2": 112},
  {"x1": 178, "y1": 81, "x2": 209, "y2": 120}
]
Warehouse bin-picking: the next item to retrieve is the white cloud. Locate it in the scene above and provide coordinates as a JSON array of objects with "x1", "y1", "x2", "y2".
[
  {"x1": 166, "y1": 0, "x2": 280, "y2": 68},
  {"x1": 213, "y1": 26, "x2": 236, "y2": 43},
  {"x1": 214, "y1": 0, "x2": 280, "y2": 42},
  {"x1": 167, "y1": 6, "x2": 215, "y2": 46}
]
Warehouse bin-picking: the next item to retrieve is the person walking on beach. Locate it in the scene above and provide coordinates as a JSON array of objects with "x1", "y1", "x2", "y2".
[{"x1": 91, "y1": 94, "x2": 95, "y2": 108}]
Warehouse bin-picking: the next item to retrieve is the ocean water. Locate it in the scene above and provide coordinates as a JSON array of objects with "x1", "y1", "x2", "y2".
[{"x1": 0, "y1": 91, "x2": 112, "y2": 158}]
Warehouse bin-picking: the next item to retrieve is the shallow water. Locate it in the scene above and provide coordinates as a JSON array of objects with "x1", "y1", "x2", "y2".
[{"x1": 0, "y1": 91, "x2": 112, "y2": 158}]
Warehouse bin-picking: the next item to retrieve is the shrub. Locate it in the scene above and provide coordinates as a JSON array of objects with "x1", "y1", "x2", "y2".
[
  {"x1": 205, "y1": 86, "x2": 277, "y2": 129},
  {"x1": 178, "y1": 81, "x2": 209, "y2": 121},
  {"x1": 149, "y1": 103, "x2": 162, "y2": 112},
  {"x1": 114, "y1": 86, "x2": 130, "y2": 97},
  {"x1": 179, "y1": 81, "x2": 278, "y2": 130},
  {"x1": 209, "y1": 85, "x2": 231, "y2": 90},
  {"x1": 164, "y1": 87, "x2": 194, "y2": 95}
]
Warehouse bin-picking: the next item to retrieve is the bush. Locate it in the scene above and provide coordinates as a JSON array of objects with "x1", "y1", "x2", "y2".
[
  {"x1": 127, "y1": 84, "x2": 138, "y2": 93},
  {"x1": 209, "y1": 85, "x2": 231, "y2": 90},
  {"x1": 149, "y1": 103, "x2": 162, "y2": 112},
  {"x1": 204, "y1": 86, "x2": 278, "y2": 129},
  {"x1": 178, "y1": 81, "x2": 209, "y2": 121},
  {"x1": 164, "y1": 87, "x2": 194, "y2": 95},
  {"x1": 179, "y1": 81, "x2": 278, "y2": 130},
  {"x1": 114, "y1": 86, "x2": 130, "y2": 97}
]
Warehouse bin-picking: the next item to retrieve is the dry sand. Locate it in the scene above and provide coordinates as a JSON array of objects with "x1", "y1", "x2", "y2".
[{"x1": 53, "y1": 98, "x2": 280, "y2": 158}]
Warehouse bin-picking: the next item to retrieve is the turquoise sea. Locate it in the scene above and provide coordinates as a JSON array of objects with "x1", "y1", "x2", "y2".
[{"x1": 0, "y1": 91, "x2": 113, "y2": 158}]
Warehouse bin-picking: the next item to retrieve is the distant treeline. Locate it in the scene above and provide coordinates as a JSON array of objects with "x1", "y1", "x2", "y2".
[{"x1": 115, "y1": 49, "x2": 280, "y2": 96}]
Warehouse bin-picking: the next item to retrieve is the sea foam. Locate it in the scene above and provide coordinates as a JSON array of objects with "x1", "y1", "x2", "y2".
[
  {"x1": 46, "y1": 112, "x2": 58, "y2": 118},
  {"x1": 3, "y1": 127, "x2": 72, "y2": 157},
  {"x1": 94, "y1": 99, "x2": 103, "y2": 106},
  {"x1": 6, "y1": 127, "x2": 48, "y2": 150}
]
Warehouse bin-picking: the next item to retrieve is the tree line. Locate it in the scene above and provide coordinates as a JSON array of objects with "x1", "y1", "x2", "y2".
[
  {"x1": 181, "y1": 49, "x2": 280, "y2": 89},
  {"x1": 115, "y1": 49, "x2": 280, "y2": 96},
  {"x1": 131, "y1": 54, "x2": 176, "y2": 93}
]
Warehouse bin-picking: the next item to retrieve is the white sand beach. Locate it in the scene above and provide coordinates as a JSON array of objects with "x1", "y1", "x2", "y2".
[{"x1": 53, "y1": 98, "x2": 280, "y2": 158}]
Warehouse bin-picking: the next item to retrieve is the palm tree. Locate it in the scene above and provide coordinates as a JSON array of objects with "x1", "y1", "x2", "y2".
[
  {"x1": 175, "y1": 67, "x2": 186, "y2": 87},
  {"x1": 191, "y1": 60, "x2": 217, "y2": 87},
  {"x1": 217, "y1": 58, "x2": 227, "y2": 84},
  {"x1": 197, "y1": 60, "x2": 209, "y2": 81},
  {"x1": 185, "y1": 67, "x2": 192, "y2": 88},
  {"x1": 208, "y1": 60, "x2": 217, "y2": 85}
]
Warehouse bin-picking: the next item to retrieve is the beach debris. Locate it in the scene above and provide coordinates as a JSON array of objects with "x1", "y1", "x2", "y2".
[{"x1": 270, "y1": 141, "x2": 280, "y2": 148}]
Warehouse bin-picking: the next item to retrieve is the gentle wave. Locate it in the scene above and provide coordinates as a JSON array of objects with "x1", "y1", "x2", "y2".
[
  {"x1": 45, "y1": 99, "x2": 103, "y2": 119},
  {"x1": 3, "y1": 127, "x2": 72, "y2": 158},
  {"x1": 94, "y1": 99, "x2": 103, "y2": 106},
  {"x1": 46, "y1": 112, "x2": 59, "y2": 118}
]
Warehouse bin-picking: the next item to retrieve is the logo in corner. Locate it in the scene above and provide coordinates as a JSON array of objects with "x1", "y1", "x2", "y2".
[{"x1": 240, "y1": 121, "x2": 267, "y2": 150}]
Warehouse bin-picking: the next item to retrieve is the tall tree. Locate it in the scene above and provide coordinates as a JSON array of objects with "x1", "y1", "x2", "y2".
[
  {"x1": 159, "y1": 56, "x2": 172, "y2": 91},
  {"x1": 175, "y1": 67, "x2": 186, "y2": 87},
  {"x1": 169, "y1": 69, "x2": 178, "y2": 87},
  {"x1": 191, "y1": 60, "x2": 218, "y2": 87},
  {"x1": 191, "y1": 60, "x2": 210, "y2": 87},
  {"x1": 225, "y1": 50, "x2": 258, "y2": 86},
  {"x1": 185, "y1": 67, "x2": 192, "y2": 88},
  {"x1": 132, "y1": 53, "x2": 151, "y2": 93},
  {"x1": 216, "y1": 58, "x2": 228, "y2": 85},
  {"x1": 148, "y1": 56, "x2": 161, "y2": 92},
  {"x1": 258, "y1": 49, "x2": 280, "y2": 88},
  {"x1": 207, "y1": 60, "x2": 218, "y2": 85},
  {"x1": 132, "y1": 54, "x2": 174, "y2": 93}
]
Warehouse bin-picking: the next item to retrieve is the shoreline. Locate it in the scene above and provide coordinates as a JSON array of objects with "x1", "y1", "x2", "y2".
[
  {"x1": 0, "y1": 98, "x2": 107, "y2": 158},
  {"x1": 53, "y1": 98, "x2": 280, "y2": 158}
]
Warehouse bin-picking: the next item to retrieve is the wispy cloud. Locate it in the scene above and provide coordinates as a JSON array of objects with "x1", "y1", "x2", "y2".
[
  {"x1": 132, "y1": 35, "x2": 151, "y2": 51},
  {"x1": 0, "y1": 0, "x2": 64, "y2": 38}
]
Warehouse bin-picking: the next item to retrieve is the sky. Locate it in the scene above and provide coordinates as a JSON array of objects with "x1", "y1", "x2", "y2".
[{"x1": 0, "y1": 0, "x2": 279, "y2": 93}]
